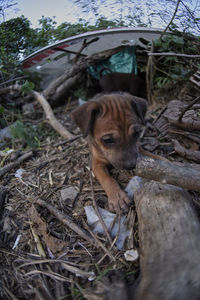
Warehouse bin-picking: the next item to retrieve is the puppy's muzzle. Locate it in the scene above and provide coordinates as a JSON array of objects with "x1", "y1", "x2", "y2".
[
  {"x1": 113, "y1": 151, "x2": 138, "y2": 170},
  {"x1": 123, "y1": 159, "x2": 137, "y2": 170}
]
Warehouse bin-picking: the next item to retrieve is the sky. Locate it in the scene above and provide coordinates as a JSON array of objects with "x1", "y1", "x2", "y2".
[
  {"x1": 6, "y1": 0, "x2": 83, "y2": 27},
  {"x1": 4, "y1": 0, "x2": 200, "y2": 35}
]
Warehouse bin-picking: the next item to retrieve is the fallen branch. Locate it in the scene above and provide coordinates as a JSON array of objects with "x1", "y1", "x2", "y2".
[
  {"x1": 0, "y1": 151, "x2": 33, "y2": 178},
  {"x1": 72, "y1": 37, "x2": 99, "y2": 63},
  {"x1": 0, "y1": 76, "x2": 27, "y2": 87},
  {"x1": 0, "y1": 84, "x2": 75, "y2": 140},
  {"x1": 148, "y1": 52, "x2": 200, "y2": 58},
  {"x1": 82, "y1": 218, "x2": 116, "y2": 261},
  {"x1": 172, "y1": 139, "x2": 200, "y2": 163},
  {"x1": 169, "y1": 129, "x2": 200, "y2": 144},
  {"x1": 33, "y1": 91, "x2": 75, "y2": 140},
  {"x1": 134, "y1": 180, "x2": 200, "y2": 299},
  {"x1": 33, "y1": 198, "x2": 95, "y2": 245},
  {"x1": 178, "y1": 95, "x2": 200, "y2": 122},
  {"x1": 43, "y1": 45, "x2": 126, "y2": 103},
  {"x1": 0, "y1": 83, "x2": 21, "y2": 95},
  {"x1": 34, "y1": 197, "x2": 116, "y2": 261},
  {"x1": 135, "y1": 155, "x2": 200, "y2": 192},
  {"x1": 168, "y1": 117, "x2": 200, "y2": 131}
]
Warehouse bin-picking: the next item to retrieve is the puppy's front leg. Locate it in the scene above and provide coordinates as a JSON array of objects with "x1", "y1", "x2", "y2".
[{"x1": 92, "y1": 157, "x2": 131, "y2": 213}]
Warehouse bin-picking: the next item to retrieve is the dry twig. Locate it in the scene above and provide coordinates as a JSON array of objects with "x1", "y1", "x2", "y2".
[
  {"x1": 33, "y1": 91, "x2": 75, "y2": 140},
  {"x1": 0, "y1": 151, "x2": 33, "y2": 178},
  {"x1": 172, "y1": 139, "x2": 200, "y2": 163},
  {"x1": 33, "y1": 198, "x2": 95, "y2": 245},
  {"x1": 160, "y1": 0, "x2": 181, "y2": 39},
  {"x1": 178, "y1": 95, "x2": 200, "y2": 122}
]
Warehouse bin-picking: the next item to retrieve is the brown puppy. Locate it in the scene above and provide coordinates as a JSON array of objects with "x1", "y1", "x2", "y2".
[
  {"x1": 71, "y1": 92, "x2": 147, "y2": 213},
  {"x1": 99, "y1": 68, "x2": 146, "y2": 98}
]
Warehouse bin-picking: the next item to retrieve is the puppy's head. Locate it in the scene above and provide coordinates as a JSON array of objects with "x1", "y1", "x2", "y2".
[{"x1": 71, "y1": 93, "x2": 147, "y2": 170}]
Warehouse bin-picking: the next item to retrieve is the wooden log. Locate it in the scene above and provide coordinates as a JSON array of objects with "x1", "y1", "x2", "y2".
[
  {"x1": 134, "y1": 180, "x2": 200, "y2": 300},
  {"x1": 43, "y1": 46, "x2": 126, "y2": 103},
  {"x1": 135, "y1": 155, "x2": 200, "y2": 193},
  {"x1": 172, "y1": 139, "x2": 200, "y2": 163}
]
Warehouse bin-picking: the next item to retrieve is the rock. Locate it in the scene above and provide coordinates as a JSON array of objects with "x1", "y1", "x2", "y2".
[
  {"x1": 60, "y1": 186, "x2": 78, "y2": 206},
  {"x1": 0, "y1": 121, "x2": 17, "y2": 141},
  {"x1": 22, "y1": 102, "x2": 37, "y2": 114}
]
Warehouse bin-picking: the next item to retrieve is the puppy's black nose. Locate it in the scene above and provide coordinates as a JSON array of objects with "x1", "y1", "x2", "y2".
[{"x1": 123, "y1": 159, "x2": 136, "y2": 170}]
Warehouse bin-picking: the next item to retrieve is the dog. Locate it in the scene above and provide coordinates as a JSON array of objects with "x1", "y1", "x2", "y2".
[
  {"x1": 71, "y1": 92, "x2": 147, "y2": 214},
  {"x1": 99, "y1": 68, "x2": 146, "y2": 98}
]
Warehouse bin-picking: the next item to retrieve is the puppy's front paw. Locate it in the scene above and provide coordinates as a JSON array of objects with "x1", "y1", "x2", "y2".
[{"x1": 108, "y1": 190, "x2": 132, "y2": 214}]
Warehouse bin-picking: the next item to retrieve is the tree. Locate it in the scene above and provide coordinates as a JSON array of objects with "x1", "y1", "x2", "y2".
[
  {"x1": 0, "y1": 0, "x2": 18, "y2": 22},
  {"x1": 72, "y1": 0, "x2": 200, "y2": 34},
  {"x1": 0, "y1": 16, "x2": 31, "y2": 77}
]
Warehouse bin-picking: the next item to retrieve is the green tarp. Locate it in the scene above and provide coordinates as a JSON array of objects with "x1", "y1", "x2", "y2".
[{"x1": 88, "y1": 46, "x2": 137, "y2": 79}]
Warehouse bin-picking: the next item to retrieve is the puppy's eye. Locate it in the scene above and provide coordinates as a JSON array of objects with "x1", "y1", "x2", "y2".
[
  {"x1": 132, "y1": 129, "x2": 142, "y2": 140},
  {"x1": 102, "y1": 136, "x2": 115, "y2": 146},
  {"x1": 133, "y1": 132, "x2": 140, "y2": 139}
]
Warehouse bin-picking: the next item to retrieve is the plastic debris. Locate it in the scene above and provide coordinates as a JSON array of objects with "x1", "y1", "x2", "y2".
[
  {"x1": 125, "y1": 176, "x2": 143, "y2": 199},
  {"x1": 84, "y1": 205, "x2": 130, "y2": 250},
  {"x1": 15, "y1": 168, "x2": 25, "y2": 179},
  {"x1": 124, "y1": 249, "x2": 139, "y2": 261}
]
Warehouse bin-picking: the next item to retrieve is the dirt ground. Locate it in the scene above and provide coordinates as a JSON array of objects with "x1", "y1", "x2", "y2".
[{"x1": 0, "y1": 92, "x2": 200, "y2": 300}]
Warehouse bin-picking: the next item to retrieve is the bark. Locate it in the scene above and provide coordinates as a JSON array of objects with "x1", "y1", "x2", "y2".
[
  {"x1": 135, "y1": 155, "x2": 200, "y2": 192},
  {"x1": 172, "y1": 139, "x2": 200, "y2": 163},
  {"x1": 43, "y1": 46, "x2": 126, "y2": 103},
  {"x1": 134, "y1": 180, "x2": 200, "y2": 300}
]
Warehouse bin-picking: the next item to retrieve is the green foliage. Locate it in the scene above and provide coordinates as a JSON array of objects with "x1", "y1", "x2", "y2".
[
  {"x1": 94, "y1": 17, "x2": 122, "y2": 29},
  {"x1": 10, "y1": 120, "x2": 41, "y2": 149},
  {"x1": 21, "y1": 80, "x2": 35, "y2": 95},
  {"x1": 0, "y1": 16, "x2": 32, "y2": 76},
  {"x1": 0, "y1": 104, "x2": 7, "y2": 128},
  {"x1": 153, "y1": 32, "x2": 200, "y2": 90},
  {"x1": 54, "y1": 19, "x2": 95, "y2": 40},
  {"x1": 95, "y1": 264, "x2": 113, "y2": 281},
  {"x1": 0, "y1": 104, "x2": 4, "y2": 115},
  {"x1": 73, "y1": 87, "x2": 87, "y2": 101}
]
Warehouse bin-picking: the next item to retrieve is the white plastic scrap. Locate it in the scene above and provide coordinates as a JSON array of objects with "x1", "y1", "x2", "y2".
[
  {"x1": 84, "y1": 205, "x2": 130, "y2": 250},
  {"x1": 124, "y1": 249, "x2": 139, "y2": 261},
  {"x1": 12, "y1": 234, "x2": 22, "y2": 250},
  {"x1": 125, "y1": 176, "x2": 143, "y2": 199},
  {"x1": 78, "y1": 98, "x2": 86, "y2": 106},
  {"x1": 15, "y1": 168, "x2": 25, "y2": 179}
]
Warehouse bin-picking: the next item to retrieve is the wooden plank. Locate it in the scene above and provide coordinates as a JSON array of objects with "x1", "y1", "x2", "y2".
[{"x1": 134, "y1": 180, "x2": 200, "y2": 300}]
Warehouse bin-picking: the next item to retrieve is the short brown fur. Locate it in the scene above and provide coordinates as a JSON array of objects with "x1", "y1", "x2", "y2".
[{"x1": 71, "y1": 92, "x2": 147, "y2": 213}]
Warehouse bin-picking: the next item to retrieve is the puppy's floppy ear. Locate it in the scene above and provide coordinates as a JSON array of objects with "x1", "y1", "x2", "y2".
[
  {"x1": 71, "y1": 101, "x2": 100, "y2": 137},
  {"x1": 130, "y1": 96, "x2": 148, "y2": 125}
]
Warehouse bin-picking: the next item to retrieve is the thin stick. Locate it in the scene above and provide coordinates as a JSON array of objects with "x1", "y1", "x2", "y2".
[
  {"x1": 33, "y1": 198, "x2": 95, "y2": 246},
  {"x1": 82, "y1": 218, "x2": 116, "y2": 262},
  {"x1": 0, "y1": 151, "x2": 33, "y2": 178},
  {"x1": 89, "y1": 171, "x2": 113, "y2": 245},
  {"x1": 160, "y1": 0, "x2": 181, "y2": 39},
  {"x1": 178, "y1": 96, "x2": 200, "y2": 122},
  {"x1": 148, "y1": 53, "x2": 200, "y2": 58}
]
